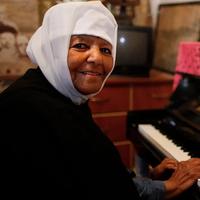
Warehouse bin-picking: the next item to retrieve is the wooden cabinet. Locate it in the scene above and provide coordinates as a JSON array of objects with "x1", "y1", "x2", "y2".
[
  {"x1": 131, "y1": 80, "x2": 173, "y2": 110},
  {"x1": 89, "y1": 86, "x2": 130, "y2": 113},
  {"x1": 92, "y1": 113, "x2": 127, "y2": 141},
  {"x1": 89, "y1": 69, "x2": 173, "y2": 169}
]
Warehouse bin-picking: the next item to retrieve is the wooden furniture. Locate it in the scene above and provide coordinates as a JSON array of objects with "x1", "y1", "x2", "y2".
[{"x1": 89, "y1": 69, "x2": 174, "y2": 169}]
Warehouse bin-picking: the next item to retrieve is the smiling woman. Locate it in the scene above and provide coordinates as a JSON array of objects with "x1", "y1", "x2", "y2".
[
  {"x1": 0, "y1": 1, "x2": 141, "y2": 199},
  {"x1": 1, "y1": 1, "x2": 200, "y2": 199}
]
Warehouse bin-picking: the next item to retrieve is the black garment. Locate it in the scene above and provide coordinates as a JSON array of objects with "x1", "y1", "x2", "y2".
[{"x1": 0, "y1": 68, "x2": 140, "y2": 199}]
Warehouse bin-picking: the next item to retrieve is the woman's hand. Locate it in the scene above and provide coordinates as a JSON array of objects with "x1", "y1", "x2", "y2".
[
  {"x1": 164, "y1": 158, "x2": 200, "y2": 199},
  {"x1": 150, "y1": 158, "x2": 178, "y2": 179}
]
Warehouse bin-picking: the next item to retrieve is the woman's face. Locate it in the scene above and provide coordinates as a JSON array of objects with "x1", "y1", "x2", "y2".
[{"x1": 67, "y1": 35, "x2": 113, "y2": 95}]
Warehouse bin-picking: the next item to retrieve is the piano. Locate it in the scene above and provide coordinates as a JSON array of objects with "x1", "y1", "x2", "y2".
[{"x1": 127, "y1": 73, "x2": 200, "y2": 199}]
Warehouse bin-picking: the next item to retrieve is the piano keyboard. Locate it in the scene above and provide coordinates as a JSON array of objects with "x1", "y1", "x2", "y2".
[
  {"x1": 138, "y1": 124, "x2": 191, "y2": 161},
  {"x1": 138, "y1": 124, "x2": 200, "y2": 186}
]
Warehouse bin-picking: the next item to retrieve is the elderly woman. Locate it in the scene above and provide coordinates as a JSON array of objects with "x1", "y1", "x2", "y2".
[
  {"x1": 0, "y1": 1, "x2": 200, "y2": 200},
  {"x1": 0, "y1": 1, "x2": 139, "y2": 199}
]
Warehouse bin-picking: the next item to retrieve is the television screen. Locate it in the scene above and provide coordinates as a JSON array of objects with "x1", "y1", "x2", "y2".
[{"x1": 112, "y1": 26, "x2": 153, "y2": 76}]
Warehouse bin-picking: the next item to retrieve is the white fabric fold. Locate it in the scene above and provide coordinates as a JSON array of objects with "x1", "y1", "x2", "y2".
[{"x1": 26, "y1": 1, "x2": 118, "y2": 105}]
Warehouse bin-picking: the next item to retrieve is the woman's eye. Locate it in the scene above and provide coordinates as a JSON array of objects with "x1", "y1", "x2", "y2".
[
  {"x1": 72, "y1": 43, "x2": 88, "y2": 49},
  {"x1": 101, "y1": 48, "x2": 112, "y2": 55}
]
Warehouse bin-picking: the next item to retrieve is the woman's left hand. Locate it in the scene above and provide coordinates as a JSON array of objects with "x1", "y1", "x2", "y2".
[{"x1": 150, "y1": 158, "x2": 178, "y2": 179}]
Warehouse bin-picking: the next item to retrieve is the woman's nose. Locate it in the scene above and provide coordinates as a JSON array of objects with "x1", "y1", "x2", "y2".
[{"x1": 87, "y1": 47, "x2": 102, "y2": 64}]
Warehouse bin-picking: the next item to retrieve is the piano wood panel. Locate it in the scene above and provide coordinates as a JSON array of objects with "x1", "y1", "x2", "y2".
[{"x1": 132, "y1": 82, "x2": 172, "y2": 110}]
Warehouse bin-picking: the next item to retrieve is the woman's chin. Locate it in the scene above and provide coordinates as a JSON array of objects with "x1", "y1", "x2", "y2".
[{"x1": 76, "y1": 85, "x2": 101, "y2": 95}]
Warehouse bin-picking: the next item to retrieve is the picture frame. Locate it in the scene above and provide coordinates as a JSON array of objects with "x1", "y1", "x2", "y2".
[
  {"x1": 0, "y1": 0, "x2": 58, "y2": 93},
  {"x1": 0, "y1": 0, "x2": 40, "y2": 77},
  {"x1": 0, "y1": 0, "x2": 58, "y2": 77},
  {"x1": 153, "y1": 2, "x2": 200, "y2": 73}
]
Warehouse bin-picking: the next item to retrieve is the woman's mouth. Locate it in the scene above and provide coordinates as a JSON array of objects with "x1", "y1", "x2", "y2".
[{"x1": 79, "y1": 71, "x2": 103, "y2": 76}]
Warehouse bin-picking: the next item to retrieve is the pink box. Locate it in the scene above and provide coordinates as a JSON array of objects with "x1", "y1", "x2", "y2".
[{"x1": 173, "y1": 42, "x2": 200, "y2": 90}]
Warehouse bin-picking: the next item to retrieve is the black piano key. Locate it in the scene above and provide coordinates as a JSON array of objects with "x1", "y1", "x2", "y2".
[{"x1": 154, "y1": 116, "x2": 200, "y2": 158}]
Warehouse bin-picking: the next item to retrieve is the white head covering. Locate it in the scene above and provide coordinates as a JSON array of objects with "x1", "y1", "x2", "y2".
[{"x1": 26, "y1": 1, "x2": 118, "y2": 105}]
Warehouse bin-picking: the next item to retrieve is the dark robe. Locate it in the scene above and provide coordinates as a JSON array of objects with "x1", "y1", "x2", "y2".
[{"x1": 0, "y1": 68, "x2": 140, "y2": 199}]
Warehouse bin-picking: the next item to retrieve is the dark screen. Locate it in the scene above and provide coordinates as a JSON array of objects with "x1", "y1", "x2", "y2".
[{"x1": 113, "y1": 26, "x2": 152, "y2": 76}]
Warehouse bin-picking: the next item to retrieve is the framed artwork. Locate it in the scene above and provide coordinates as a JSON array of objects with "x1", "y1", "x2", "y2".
[
  {"x1": 153, "y1": 2, "x2": 200, "y2": 73},
  {"x1": 0, "y1": 0, "x2": 57, "y2": 78},
  {"x1": 0, "y1": 0, "x2": 59, "y2": 92},
  {"x1": 0, "y1": 0, "x2": 39, "y2": 76}
]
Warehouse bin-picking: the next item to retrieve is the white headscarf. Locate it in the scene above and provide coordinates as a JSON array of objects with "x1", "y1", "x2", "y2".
[{"x1": 26, "y1": 1, "x2": 118, "y2": 105}]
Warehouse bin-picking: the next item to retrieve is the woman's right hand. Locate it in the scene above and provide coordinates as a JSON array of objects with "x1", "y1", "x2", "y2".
[{"x1": 164, "y1": 158, "x2": 200, "y2": 199}]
